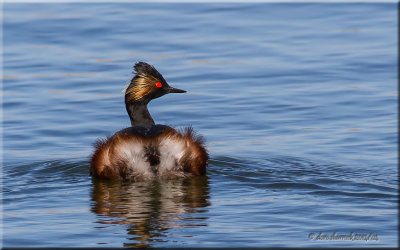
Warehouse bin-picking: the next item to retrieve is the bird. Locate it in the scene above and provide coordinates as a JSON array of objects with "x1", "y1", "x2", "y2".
[{"x1": 90, "y1": 62, "x2": 208, "y2": 181}]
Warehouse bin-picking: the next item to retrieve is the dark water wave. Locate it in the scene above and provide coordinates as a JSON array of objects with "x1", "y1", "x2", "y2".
[
  {"x1": 4, "y1": 154, "x2": 396, "y2": 203},
  {"x1": 209, "y1": 156, "x2": 397, "y2": 199}
]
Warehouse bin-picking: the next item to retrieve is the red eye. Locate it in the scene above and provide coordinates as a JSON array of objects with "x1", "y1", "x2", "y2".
[{"x1": 156, "y1": 82, "x2": 162, "y2": 88}]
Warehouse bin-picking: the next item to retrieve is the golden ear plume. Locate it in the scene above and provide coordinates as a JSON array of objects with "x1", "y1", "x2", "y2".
[{"x1": 126, "y1": 73, "x2": 159, "y2": 102}]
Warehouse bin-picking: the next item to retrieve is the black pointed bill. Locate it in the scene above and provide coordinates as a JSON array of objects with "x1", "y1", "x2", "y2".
[{"x1": 167, "y1": 86, "x2": 186, "y2": 93}]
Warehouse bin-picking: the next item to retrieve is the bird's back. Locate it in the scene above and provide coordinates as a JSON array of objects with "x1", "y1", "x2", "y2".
[{"x1": 90, "y1": 125, "x2": 208, "y2": 181}]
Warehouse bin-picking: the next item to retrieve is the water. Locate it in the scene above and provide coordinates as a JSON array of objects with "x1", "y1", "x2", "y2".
[{"x1": 2, "y1": 2, "x2": 398, "y2": 247}]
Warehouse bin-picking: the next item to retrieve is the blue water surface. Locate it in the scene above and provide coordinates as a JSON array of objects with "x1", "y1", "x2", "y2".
[{"x1": 2, "y1": 2, "x2": 398, "y2": 247}]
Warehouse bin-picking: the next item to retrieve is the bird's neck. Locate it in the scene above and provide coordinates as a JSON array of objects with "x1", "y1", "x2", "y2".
[{"x1": 125, "y1": 102, "x2": 155, "y2": 127}]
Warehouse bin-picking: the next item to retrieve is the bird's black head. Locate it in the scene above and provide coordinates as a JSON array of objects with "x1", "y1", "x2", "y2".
[{"x1": 125, "y1": 62, "x2": 186, "y2": 104}]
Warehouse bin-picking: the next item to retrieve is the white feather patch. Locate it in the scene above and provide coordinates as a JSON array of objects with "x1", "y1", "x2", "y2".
[
  {"x1": 116, "y1": 140, "x2": 154, "y2": 179},
  {"x1": 158, "y1": 137, "x2": 186, "y2": 175}
]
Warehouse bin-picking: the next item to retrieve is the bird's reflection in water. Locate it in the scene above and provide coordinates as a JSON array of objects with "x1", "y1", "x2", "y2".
[{"x1": 90, "y1": 176, "x2": 210, "y2": 247}]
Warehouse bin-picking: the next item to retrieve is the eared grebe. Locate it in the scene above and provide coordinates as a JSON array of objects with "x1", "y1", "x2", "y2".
[{"x1": 90, "y1": 62, "x2": 208, "y2": 181}]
